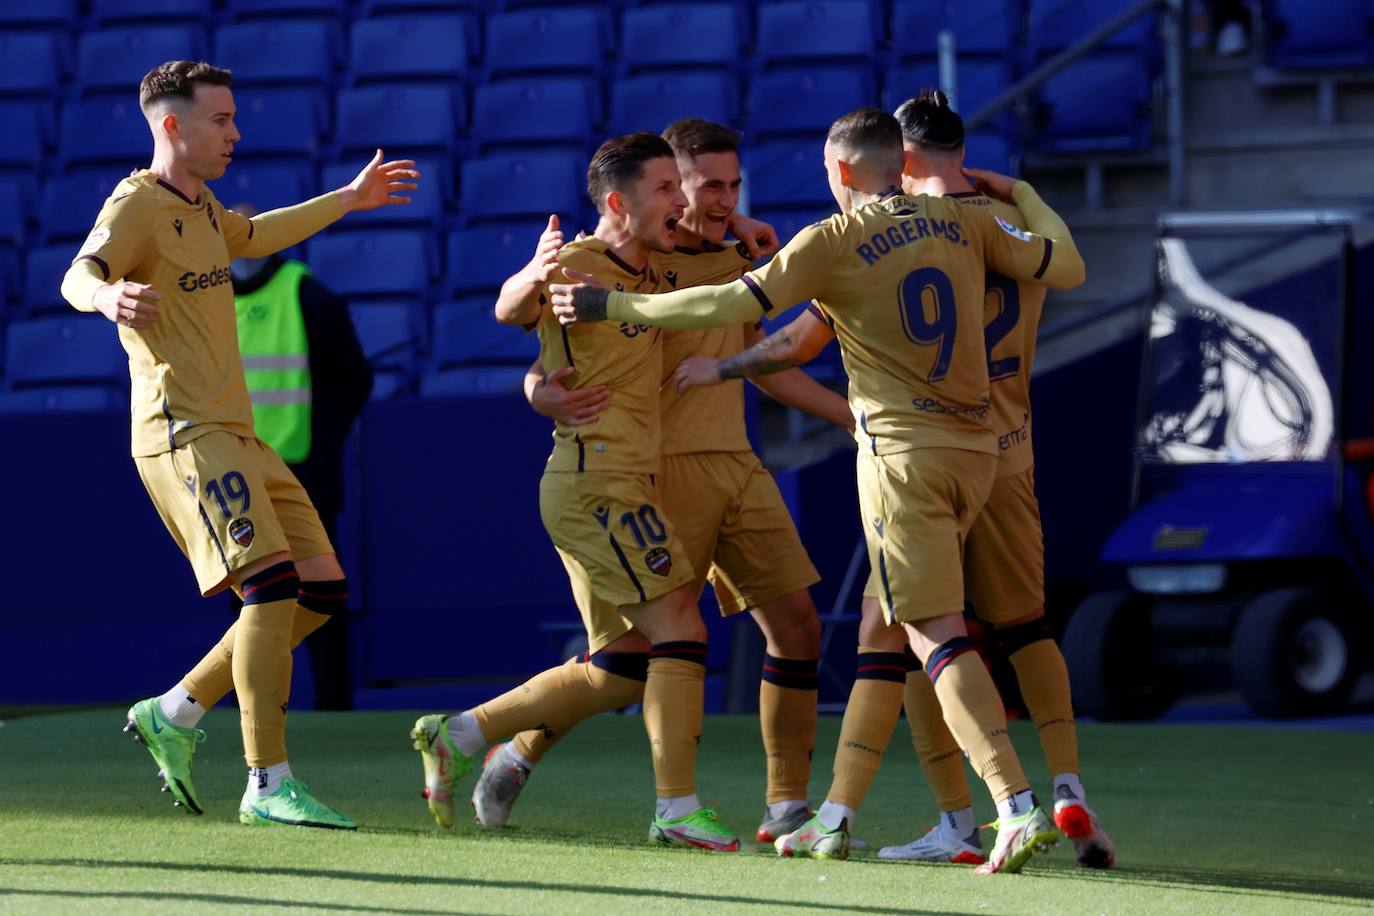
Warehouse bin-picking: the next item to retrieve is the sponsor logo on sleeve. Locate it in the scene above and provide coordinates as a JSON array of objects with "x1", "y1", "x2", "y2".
[
  {"x1": 995, "y1": 216, "x2": 1034, "y2": 242},
  {"x1": 77, "y1": 228, "x2": 111, "y2": 257}
]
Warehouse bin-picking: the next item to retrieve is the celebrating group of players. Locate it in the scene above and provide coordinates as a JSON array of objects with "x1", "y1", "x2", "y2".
[{"x1": 65, "y1": 58, "x2": 1113, "y2": 875}]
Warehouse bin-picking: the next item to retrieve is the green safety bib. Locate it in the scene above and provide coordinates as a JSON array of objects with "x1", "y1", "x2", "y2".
[{"x1": 235, "y1": 260, "x2": 312, "y2": 463}]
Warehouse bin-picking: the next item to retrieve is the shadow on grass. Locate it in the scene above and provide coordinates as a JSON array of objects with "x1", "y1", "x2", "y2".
[
  {"x1": 0, "y1": 859, "x2": 930, "y2": 914},
  {"x1": 0, "y1": 887, "x2": 485, "y2": 914},
  {"x1": 954, "y1": 856, "x2": 1374, "y2": 904}
]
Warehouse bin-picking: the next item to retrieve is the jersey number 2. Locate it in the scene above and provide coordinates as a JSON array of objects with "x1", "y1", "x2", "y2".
[{"x1": 898, "y1": 268, "x2": 1022, "y2": 382}]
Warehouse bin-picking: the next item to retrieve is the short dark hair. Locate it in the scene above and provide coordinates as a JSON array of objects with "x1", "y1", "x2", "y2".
[
  {"x1": 661, "y1": 118, "x2": 739, "y2": 161},
  {"x1": 139, "y1": 60, "x2": 233, "y2": 113},
  {"x1": 826, "y1": 107, "x2": 904, "y2": 159},
  {"x1": 587, "y1": 132, "x2": 676, "y2": 214},
  {"x1": 894, "y1": 88, "x2": 965, "y2": 152}
]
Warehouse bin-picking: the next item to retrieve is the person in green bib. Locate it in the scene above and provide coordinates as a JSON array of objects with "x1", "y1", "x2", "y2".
[{"x1": 230, "y1": 203, "x2": 374, "y2": 710}]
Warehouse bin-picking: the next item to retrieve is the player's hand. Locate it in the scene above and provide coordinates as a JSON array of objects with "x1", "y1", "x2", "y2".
[
  {"x1": 92, "y1": 281, "x2": 161, "y2": 329},
  {"x1": 672, "y1": 357, "x2": 723, "y2": 394},
  {"x1": 532, "y1": 365, "x2": 612, "y2": 426},
  {"x1": 339, "y1": 149, "x2": 420, "y2": 212},
  {"x1": 962, "y1": 167, "x2": 1018, "y2": 204},
  {"x1": 550, "y1": 268, "x2": 611, "y2": 325},
  {"x1": 729, "y1": 212, "x2": 781, "y2": 259},
  {"x1": 526, "y1": 215, "x2": 564, "y2": 284}
]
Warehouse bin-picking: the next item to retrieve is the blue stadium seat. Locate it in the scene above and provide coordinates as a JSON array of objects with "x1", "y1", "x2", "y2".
[
  {"x1": 229, "y1": 0, "x2": 349, "y2": 18},
  {"x1": 445, "y1": 222, "x2": 548, "y2": 298},
  {"x1": 0, "y1": 386, "x2": 126, "y2": 414},
  {"x1": 38, "y1": 172, "x2": 125, "y2": 244},
  {"x1": 749, "y1": 67, "x2": 873, "y2": 140},
  {"x1": 335, "y1": 86, "x2": 462, "y2": 158},
  {"x1": 319, "y1": 156, "x2": 445, "y2": 227},
  {"x1": 1027, "y1": 0, "x2": 1157, "y2": 59},
  {"x1": 306, "y1": 229, "x2": 436, "y2": 303},
  {"x1": 3, "y1": 316, "x2": 127, "y2": 388},
  {"x1": 90, "y1": 0, "x2": 213, "y2": 26},
  {"x1": 0, "y1": 182, "x2": 23, "y2": 250},
  {"x1": 620, "y1": 5, "x2": 742, "y2": 75},
  {"x1": 0, "y1": 103, "x2": 47, "y2": 174},
  {"x1": 890, "y1": 0, "x2": 1017, "y2": 62},
  {"x1": 432, "y1": 300, "x2": 538, "y2": 366},
  {"x1": 484, "y1": 9, "x2": 608, "y2": 81},
  {"x1": 212, "y1": 161, "x2": 310, "y2": 213},
  {"x1": 348, "y1": 15, "x2": 470, "y2": 85},
  {"x1": 1035, "y1": 51, "x2": 1151, "y2": 152},
  {"x1": 350, "y1": 301, "x2": 424, "y2": 399},
  {"x1": 756, "y1": 1, "x2": 875, "y2": 70},
  {"x1": 0, "y1": 0, "x2": 78, "y2": 28},
  {"x1": 883, "y1": 58, "x2": 1014, "y2": 119},
  {"x1": 233, "y1": 88, "x2": 324, "y2": 159},
  {"x1": 58, "y1": 98, "x2": 149, "y2": 172},
  {"x1": 420, "y1": 366, "x2": 528, "y2": 396},
  {"x1": 214, "y1": 20, "x2": 336, "y2": 88},
  {"x1": 360, "y1": 0, "x2": 479, "y2": 12},
  {"x1": 471, "y1": 80, "x2": 595, "y2": 155},
  {"x1": 965, "y1": 130, "x2": 1013, "y2": 175},
  {"x1": 75, "y1": 26, "x2": 204, "y2": 98},
  {"x1": 609, "y1": 72, "x2": 738, "y2": 135},
  {"x1": 0, "y1": 32, "x2": 63, "y2": 97},
  {"x1": 24, "y1": 245, "x2": 77, "y2": 315},
  {"x1": 1269, "y1": 0, "x2": 1374, "y2": 69},
  {"x1": 459, "y1": 153, "x2": 585, "y2": 228},
  {"x1": 743, "y1": 140, "x2": 832, "y2": 211}
]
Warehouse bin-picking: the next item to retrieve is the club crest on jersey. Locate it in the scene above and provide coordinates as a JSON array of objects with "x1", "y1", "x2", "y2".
[
  {"x1": 77, "y1": 227, "x2": 110, "y2": 257},
  {"x1": 228, "y1": 517, "x2": 255, "y2": 547},
  {"x1": 644, "y1": 547, "x2": 672, "y2": 577},
  {"x1": 995, "y1": 216, "x2": 1034, "y2": 242}
]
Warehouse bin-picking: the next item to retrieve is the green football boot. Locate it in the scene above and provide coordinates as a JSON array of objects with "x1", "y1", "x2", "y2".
[
  {"x1": 975, "y1": 805, "x2": 1059, "y2": 875},
  {"x1": 238, "y1": 778, "x2": 356, "y2": 830},
  {"x1": 774, "y1": 815, "x2": 850, "y2": 860},
  {"x1": 649, "y1": 807, "x2": 741, "y2": 852},
  {"x1": 409, "y1": 713, "x2": 475, "y2": 829},
  {"x1": 123, "y1": 697, "x2": 206, "y2": 815}
]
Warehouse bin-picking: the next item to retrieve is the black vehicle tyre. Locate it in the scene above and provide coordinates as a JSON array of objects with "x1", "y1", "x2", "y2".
[
  {"x1": 1231, "y1": 588, "x2": 1357, "y2": 718},
  {"x1": 1062, "y1": 590, "x2": 1180, "y2": 721}
]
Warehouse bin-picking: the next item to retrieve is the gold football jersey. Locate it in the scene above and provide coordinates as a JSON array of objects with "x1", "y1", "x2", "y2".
[
  {"x1": 656, "y1": 241, "x2": 754, "y2": 456},
  {"x1": 63, "y1": 169, "x2": 343, "y2": 457},
  {"x1": 947, "y1": 191, "x2": 1045, "y2": 477},
  {"x1": 604, "y1": 186, "x2": 1083, "y2": 457},
  {"x1": 535, "y1": 237, "x2": 671, "y2": 473}
]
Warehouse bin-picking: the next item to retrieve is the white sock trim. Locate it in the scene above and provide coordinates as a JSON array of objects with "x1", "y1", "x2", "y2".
[
  {"x1": 995, "y1": 789, "x2": 1036, "y2": 822},
  {"x1": 817, "y1": 800, "x2": 856, "y2": 831},
  {"x1": 157, "y1": 686, "x2": 205, "y2": 729},
  {"x1": 656, "y1": 794, "x2": 700, "y2": 820},
  {"x1": 448, "y1": 711, "x2": 485, "y2": 757},
  {"x1": 247, "y1": 761, "x2": 293, "y2": 798}
]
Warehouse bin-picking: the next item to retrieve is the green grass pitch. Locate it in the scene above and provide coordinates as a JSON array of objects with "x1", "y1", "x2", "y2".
[{"x1": 1, "y1": 709, "x2": 1371, "y2": 914}]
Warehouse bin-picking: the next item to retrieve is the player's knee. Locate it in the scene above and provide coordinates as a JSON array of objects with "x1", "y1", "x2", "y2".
[
  {"x1": 298, "y1": 577, "x2": 349, "y2": 616},
  {"x1": 240, "y1": 560, "x2": 299, "y2": 607},
  {"x1": 994, "y1": 613, "x2": 1053, "y2": 657},
  {"x1": 296, "y1": 552, "x2": 344, "y2": 582},
  {"x1": 857, "y1": 597, "x2": 904, "y2": 651},
  {"x1": 753, "y1": 592, "x2": 821, "y2": 657},
  {"x1": 603, "y1": 630, "x2": 653, "y2": 655}
]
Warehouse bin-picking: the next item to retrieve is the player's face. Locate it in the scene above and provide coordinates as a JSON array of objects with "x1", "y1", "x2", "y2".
[
  {"x1": 679, "y1": 151, "x2": 741, "y2": 246},
  {"x1": 623, "y1": 155, "x2": 688, "y2": 254},
  {"x1": 177, "y1": 84, "x2": 240, "y2": 181}
]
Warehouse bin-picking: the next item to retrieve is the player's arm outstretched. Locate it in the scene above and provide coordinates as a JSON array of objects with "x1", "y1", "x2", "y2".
[
  {"x1": 552, "y1": 220, "x2": 835, "y2": 329},
  {"x1": 674, "y1": 312, "x2": 853, "y2": 433},
  {"x1": 494, "y1": 215, "x2": 565, "y2": 326},
  {"x1": 524, "y1": 358, "x2": 612, "y2": 427},
  {"x1": 61, "y1": 193, "x2": 162, "y2": 327},
  {"x1": 966, "y1": 171, "x2": 1085, "y2": 290},
  {"x1": 224, "y1": 149, "x2": 419, "y2": 260}
]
